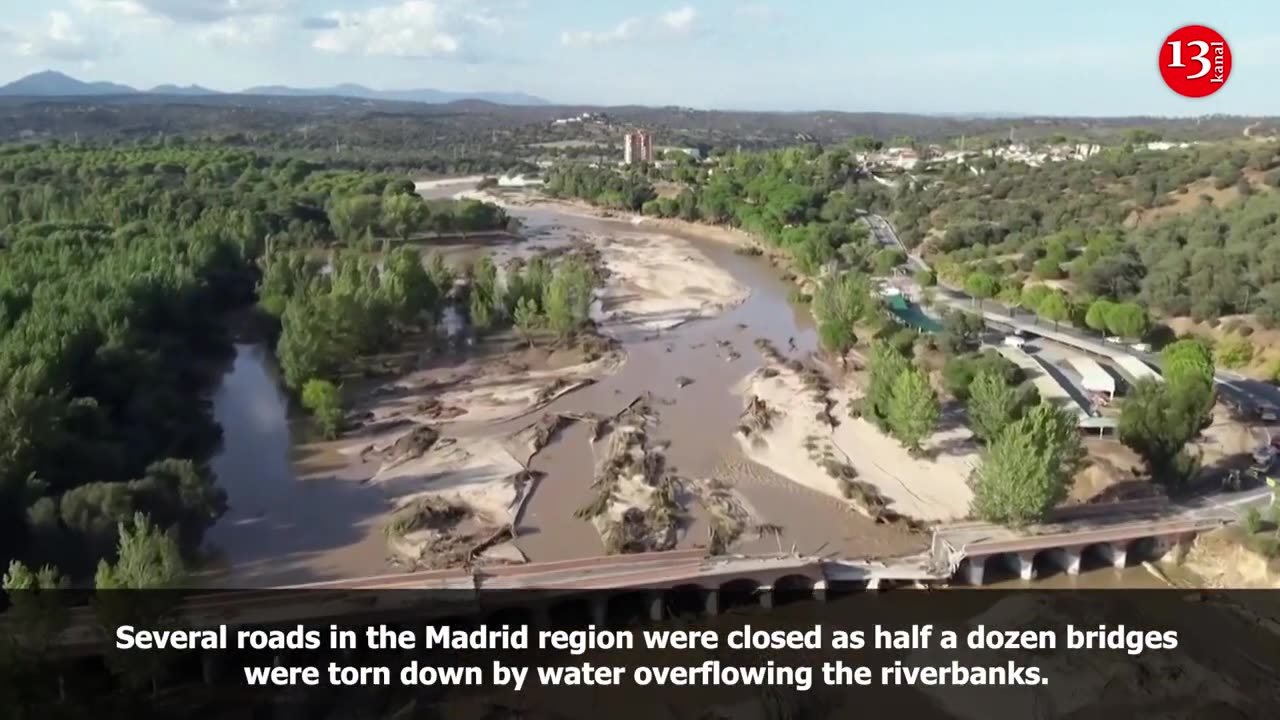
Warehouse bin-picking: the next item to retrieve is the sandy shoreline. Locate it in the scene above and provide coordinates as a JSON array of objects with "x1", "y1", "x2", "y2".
[
  {"x1": 466, "y1": 189, "x2": 762, "y2": 249},
  {"x1": 734, "y1": 349, "x2": 976, "y2": 523}
]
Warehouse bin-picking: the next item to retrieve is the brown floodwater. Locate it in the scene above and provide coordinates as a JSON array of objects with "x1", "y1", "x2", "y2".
[
  {"x1": 203, "y1": 184, "x2": 1165, "y2": 589},
  {"x1": 204, "y1": 343, "x2": 389, "y2": 587}
]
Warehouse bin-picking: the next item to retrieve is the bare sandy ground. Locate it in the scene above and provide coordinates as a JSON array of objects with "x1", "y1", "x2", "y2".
[
  {"x1": 1173, "y1": 527, "x2": 1280, "y2": 589},
  {"x1": 595, "y1": 233, "x2": 747, "y2": 336},
  {"x1": 320, "y1": 190, "x2": 750, "y2": 568},
  {"x1": 734, "y1": 356, "x2": 977, "y2": 522},
  {"x1": 355, "y1": 346, "x2": 623, "y2": 429},
  {"x1": 367, "y1": 431, "x2": 528, "y2": 568},
  {"x1": 457, "y1": 189, "x2": 750, "y2": 338}
]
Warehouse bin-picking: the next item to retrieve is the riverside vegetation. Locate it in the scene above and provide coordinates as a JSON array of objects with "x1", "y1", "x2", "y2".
[
  {"x1": 0, "y1": 141, "x2": 523, "y2": 586},
  {"x1": 545, "y1": 135, "x2": 1251, "y2": 522}
]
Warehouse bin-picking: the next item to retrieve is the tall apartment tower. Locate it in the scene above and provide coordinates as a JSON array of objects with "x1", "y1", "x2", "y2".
[{"x1": 623, "y1": 130, "x2": 653, "y2": 165}]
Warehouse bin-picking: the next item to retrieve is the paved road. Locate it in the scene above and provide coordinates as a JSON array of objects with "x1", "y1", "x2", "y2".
[{"x1": 865, "y1": 213, "x2": 1280, "y2": 415}]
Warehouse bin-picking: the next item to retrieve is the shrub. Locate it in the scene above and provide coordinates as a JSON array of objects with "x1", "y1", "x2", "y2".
[{"x1": 1243, "y1": 505, "x2": 1264, "y2": 535}]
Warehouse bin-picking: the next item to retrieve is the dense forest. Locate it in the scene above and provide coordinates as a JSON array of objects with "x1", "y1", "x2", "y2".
[
  {"x1": 895, "y1": 142, "x2": 1280, "y2": 322},
  {"x1": 547, "y1": 140, "x2": 1280, "y2": 333},
  {"x1": 545, "y1": 148, "x2": 895, "y2": 277},
  {"x1": 0, "y1": 141, "x2": 512, "y2": 581}
]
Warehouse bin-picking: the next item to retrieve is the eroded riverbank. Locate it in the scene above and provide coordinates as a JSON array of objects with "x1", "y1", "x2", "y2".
[{"x1": 204, "y1": 182, "x2": 926, "y2": 586}]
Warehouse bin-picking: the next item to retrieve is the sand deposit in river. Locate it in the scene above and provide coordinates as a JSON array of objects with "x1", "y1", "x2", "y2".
[
  {"x1": 209, "y1": 183, "x2": 926, "y2": 584},
  {"x1": 734, "y1": 345, "x2": 976, "y2": 523}
]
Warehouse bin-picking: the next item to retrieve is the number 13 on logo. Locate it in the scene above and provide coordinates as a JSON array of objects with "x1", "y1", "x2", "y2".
[{"x1": 1160, "y1": 25, "x2": 1231, "y2": 97}]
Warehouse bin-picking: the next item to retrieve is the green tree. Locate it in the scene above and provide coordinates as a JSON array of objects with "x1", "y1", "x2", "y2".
[
  {"x1": 301, "y1": 379, "x2": 343, "y2": 439},
  {"x1": 513, "y1": 296, "x2": 542, "y2": 347},
  {"x1": 382, "y1": 246, "x2": 439, "y2": 327},
  {"x1": 94, "y1": 513, "x2": 185, "y2": 697},
  {"x1": 887, "y1": 367, "x2": 939, "y2": 453},
  {"x1": 812, "y1": 271, "x2": 870, "y2": 355},
  {"x1": 426, "y1": 252, "x2": 455, "y2": 295},
  {"x1": 818, "y1": 321, "x2": 856, "y2": 357},
  {"x1": 1, "y1": 560, "x2": 68, "y2": 713},
  {"x1": 469, "y1": 288, "x2": 495, "y2": 334},
  {"x1": 964, "y1": 272, "x2": 997, "y2": 309},
  {"x1": 938, "y1": 310, "x2": 985, "y2": 355},
  {"x1": 544, "y1": 259, "x2": 595, "y2": 339},
  {"x1": 277, "y1": 294, "x2": 340, "y2": 389},
  {"x1": 997, "y1": 284, "x2": 1023, "y2": 313},
  {"x1": 381, "y1": 192, "x2": 429, "y2": 243},
  {"x1": 1119, "y1": 378, "x2": 1213, "y2": 485},
  {"x1": 970, "y1": 401, "x2": 1083, "y2": 526},
  {"x1": 327, "y1": 193, "x2": 382, "y2": 243},
  {"x1": 94, "y1": 512, "x2": 185, "y2": 589},
  {"x1": 1037, "y1": 290, "x2": 1070, "y2": 331},
  {"x1": 1161, "y1": 338, "x2": 1215, "y2": 387},
  {"x1": 873, "y1": 248, "x2": 906, "y2": 275},
  {"x1": 867, "y1": 341, "x2": 911, "y2": 430},
  {"x1": 1020, "y1": 285, "x2": 1052, "y2": 315},
  {"x1": 1085, "y1": 298, "x2": 1115, "y2": 334},
  {"x1": 968, "y1": 369, "x2": 1018, "y2": 442},
  {"x1": 1105, "y1": 301, "x2": 1149, "y2": 341}
]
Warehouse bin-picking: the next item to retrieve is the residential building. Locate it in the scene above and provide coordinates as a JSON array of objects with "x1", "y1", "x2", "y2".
[{"x1": 623, "y1": 130, "x2": 653, "y2": 165}]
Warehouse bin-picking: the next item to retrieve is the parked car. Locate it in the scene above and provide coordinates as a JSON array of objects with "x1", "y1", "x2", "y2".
[
  {"x1": 1128, "y1": 342, "x2": 1151, "y2": 353},
  {"x1": 1002, "y1": 335, "x2": 1027, "y2": 348}
]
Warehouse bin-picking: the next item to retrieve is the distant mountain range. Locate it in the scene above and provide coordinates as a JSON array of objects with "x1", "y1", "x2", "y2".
[{"x1": 0, "y1": 71, "x2": 550, "y2": 106}]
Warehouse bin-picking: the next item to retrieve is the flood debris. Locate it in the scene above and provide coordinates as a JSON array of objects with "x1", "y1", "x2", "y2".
[
  {"x1": 575, "y1": 396, "x2": 682, "y2": 554},
  {"x1": 383, "y1": 497, "x2": 481, "y2": 569},
  {"x1": 380, "y1": 424, "x2": 442, "y2": 471},
  {"x1": 690, "y1": 477, "x2": 756, "y2": 555},
  {"x1": 736, "y1": 394, "x2": 781, "y2": 445}
]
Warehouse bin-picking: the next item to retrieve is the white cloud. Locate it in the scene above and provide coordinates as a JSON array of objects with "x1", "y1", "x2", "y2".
[
  {"x1": 14, "y1": 11, "x2": 113, "y2": 62},
  {"x1": 562, "y1": 7, "x2": 699, "y2": 48},
  {"x1": 313, "y1": 1, "x2": 465, "y2": 58},
  {"x1": 660, "y1": 7, "x2": 697, "y2": 34},
  {"x1": 198, "y1": 15, "x2": 280, "y2": 46},
  {"x1": 73, "y1": 0, "x2": 156, "y2": 20},
  {"x1": 560, "y1": 19, "x2": 638, "y2": 47}
]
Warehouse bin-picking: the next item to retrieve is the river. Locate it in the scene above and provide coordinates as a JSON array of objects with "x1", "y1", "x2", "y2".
[{"x1": 203, "y1": 185, "x2": 1169, "y2": 589}]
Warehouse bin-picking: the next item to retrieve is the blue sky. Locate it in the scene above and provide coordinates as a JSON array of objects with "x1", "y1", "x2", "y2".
[{"x1": 1, "y1": 0, "x2": 1277, "y2": 115}]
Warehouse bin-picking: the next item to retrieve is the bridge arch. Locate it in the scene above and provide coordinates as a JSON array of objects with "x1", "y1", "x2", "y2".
[
  {"x1": 984, "y1": 553, "x2": 1020, "y2": 583},
  {"x1": 663, "y1": 583, "x2": 709, "y2": 618},
  {"x1": 485, "y1": 604, "x2": 535, "y2": 629},
  {"x1": 1030, "y1": 549, "x2": 1060, "y2": 579},
  {"x1": 718, "y1": 577, "x2": 764, "y2": 612},
  {"x1": 772, "y1": 573, "x2": 816, "y2": 606},
  {"x1": 1125, "y1": 536, "x2": 1159, "y2": 564},
  {"x1": 548, "y1": 595, "x2": 594, "y2": 627},
  {"x1": 1080, "y1": 542, "x2": 1121, "y2": 571},
  {"x1": 607, "y1": 590, "x2": 651, "y2": 627}
]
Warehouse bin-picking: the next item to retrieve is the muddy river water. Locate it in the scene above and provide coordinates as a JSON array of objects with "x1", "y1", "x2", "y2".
[{"x1": 204, "y1": 186, "x2": 1164, "y2": 589}]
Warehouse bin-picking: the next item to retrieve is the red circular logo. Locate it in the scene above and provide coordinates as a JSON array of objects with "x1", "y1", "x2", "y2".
[{"x1": 1159, "y1": 25, "x2": 1231, "y2": 97}]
